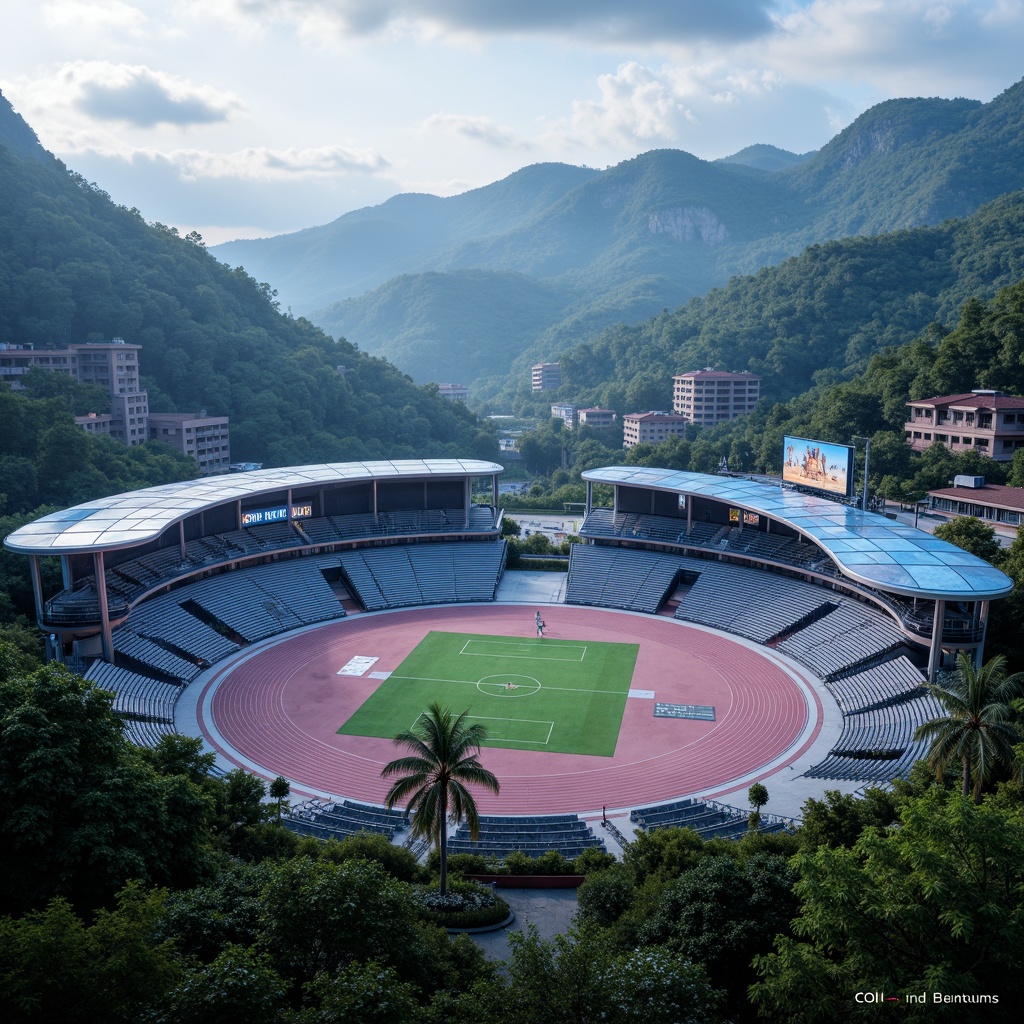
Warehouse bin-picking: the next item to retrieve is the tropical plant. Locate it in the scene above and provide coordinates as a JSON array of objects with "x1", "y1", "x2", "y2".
[
  {"x1": 381, "y1": 702, "x2": 500, "y2": 894},
  {"x1": 914, "y1": 652, "x2": 1024, "y2": 802}
]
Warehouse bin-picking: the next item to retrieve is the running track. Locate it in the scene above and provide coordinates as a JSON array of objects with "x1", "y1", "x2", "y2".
[{"x1": 199, "y1": 605, "x2": 822, "y2": 815}]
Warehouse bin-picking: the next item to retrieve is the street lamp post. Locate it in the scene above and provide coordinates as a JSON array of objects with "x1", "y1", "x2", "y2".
[{"x1": 851, "y1": 435, "x2": 870, "y2": 511}]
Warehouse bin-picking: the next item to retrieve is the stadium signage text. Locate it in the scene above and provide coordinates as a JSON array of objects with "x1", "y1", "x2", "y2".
[{"x1": 241, "y1": 503, "x2": 313, "y2": 526}]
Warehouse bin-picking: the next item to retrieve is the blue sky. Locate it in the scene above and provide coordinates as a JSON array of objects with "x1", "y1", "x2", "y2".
[{"x1": 3, "y1": 1, "x2": 1024, "y2": 244}]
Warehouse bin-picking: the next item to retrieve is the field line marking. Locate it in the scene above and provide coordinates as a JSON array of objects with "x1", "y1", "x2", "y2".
[{"x1": 391, "y1": 674, "x2": 625, "y2": 696}]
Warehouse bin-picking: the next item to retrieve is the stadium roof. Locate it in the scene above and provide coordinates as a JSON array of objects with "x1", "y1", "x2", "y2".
[
  {"x1": 583, "y1": 467, "x2": 1013, "y2": 602},
  {"x1": 4, "y1": 459, "x2": 504, "y2": 556}
]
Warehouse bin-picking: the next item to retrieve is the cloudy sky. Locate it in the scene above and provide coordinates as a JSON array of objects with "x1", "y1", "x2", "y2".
[{"x1": 3, "y1": 1, "x2": 1023, "y2": 244}]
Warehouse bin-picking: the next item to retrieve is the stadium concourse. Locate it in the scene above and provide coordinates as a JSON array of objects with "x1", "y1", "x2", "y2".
[{"x1": 4, "y1": 459, "x2": 1014, "y2": 849}]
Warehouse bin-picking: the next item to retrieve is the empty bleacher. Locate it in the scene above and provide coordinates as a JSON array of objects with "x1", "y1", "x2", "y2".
[
  {"x1": 186, "y1": 572, "x2": 305, "y2": 643},
  {"x1": 825, "y1": 655, "x2": 926, "y2": 714},
  {"x1": 283, "y1": 799, "x2": 408, "y2": 841},
  {"x1": 629, "y1": 797, "x2": 789, "y2": 840},
  {"x1": 566, "y1": 544, "x2": 684, "y2": 613},
  {"x1": 446, "y1": 813, "x2": 606, "y2": 859},
  {"x1": 804, "y1": 690, "x2": 945, "y2": 782},
  {"x1": 777, "y1": 603, "x2": 907, "y2": 680},
  {"x1": 337, "y1": 541, "x2": 506, "y2": 610},
  {"x1": 127, "y1": 594, "x2": 241, "y2": 667},
  {"x1": 85, "y1": 661, "x2": 181, "y2": 746},
  {"x1": 674, "y1": 562, "x2": 836, "y2": 643}
]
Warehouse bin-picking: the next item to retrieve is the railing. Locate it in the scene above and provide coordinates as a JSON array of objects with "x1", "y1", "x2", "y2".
[{"x1": 39, "y1": 506, "x2": 501, "y2": 627}]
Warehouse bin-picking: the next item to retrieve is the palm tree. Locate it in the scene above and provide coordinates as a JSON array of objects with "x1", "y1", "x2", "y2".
[
  {"x1": 381, "y1": 702, "x2": 500, "y2": 894},
  {"x1": 914, "y1": 652, "x2": 1024, "y2": 802}
]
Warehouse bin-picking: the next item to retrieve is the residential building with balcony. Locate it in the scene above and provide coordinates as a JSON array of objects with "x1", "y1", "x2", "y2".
[
  {"x1": 149, "y1": 411, "x2": 231, "y2": 476},
  {"x1": 551, "y1": 403, "x2": 576, "y2": 427},
  {"x1": 531, "y1": 362, "x2": 561, "y2": 391},
  {"x1": 437, "y1": 383, "x2": 468, "y2": 402},
  {"x1": 672, "y1": 369, "x2": 760, "y2": 425},
  {"x1": 1, "y1": 339, "x2": 150, "y2": 445},
  {"x1": 577, "y1": 407, "x2": 617, "y2": 428},
  {"x1": 622, "y1": 411, "x2": 689, "y2": 448},
  {"x1": 905, "y1": 390, "x2": 1024, "y2": 462}
]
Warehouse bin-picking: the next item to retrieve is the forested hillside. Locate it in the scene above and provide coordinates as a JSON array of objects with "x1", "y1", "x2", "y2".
[
  {"x1": 219, "y1": 78, "x2": 1024, "y2": 391},
  {"x1": 496, "y1": 188, "x2": 1024, "y2": 414},
  {"x1": 0, "y1": 93, "x2": 495, "y2": 469}
]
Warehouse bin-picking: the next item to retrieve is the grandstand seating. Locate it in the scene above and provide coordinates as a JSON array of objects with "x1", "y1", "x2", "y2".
[
  {"x1": 804, "y1": 690, "x2": 945, "y2": 782},
  {"x1": 283, "y1": 799, "x2": 408, "y2": 840},
  {"x1": 566, "y1": 544, "x2": 685, "y2": 613},
  {"x1": 446, "y1": 813, "x2": 606, "y2": 859},
  {"x1": 85, "y1": 660, "x2": 181, "y2": 746},
  {"x1": 675, "y1": 561, "x2": 836, "y2": 643},
  {"x1": 777, "y1": 604, "x2": 907, "y2": 680},
  {"x1": 338, "y1": 541, "x2": 506, "y2": 610},
  {"x1": 629, "y1": 797, "x2": 789, "y2": 840},
  {"x1": 825, "y1": 655, "x2": 926, "y2": 714}
]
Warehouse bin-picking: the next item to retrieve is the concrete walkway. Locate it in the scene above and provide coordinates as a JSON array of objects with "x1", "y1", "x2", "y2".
[{"x1": 470, "y1": 888, "x2": 580, "y2": 960}]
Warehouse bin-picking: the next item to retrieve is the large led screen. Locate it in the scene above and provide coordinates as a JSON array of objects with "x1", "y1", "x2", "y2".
[{"x1": 782, "y1": 436, "x2": 854, "y2": 497}]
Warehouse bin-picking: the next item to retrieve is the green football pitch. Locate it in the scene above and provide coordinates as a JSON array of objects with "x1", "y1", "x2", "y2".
[{"x1": 337, "y1": 630, "x2": 639, "y2": 757}]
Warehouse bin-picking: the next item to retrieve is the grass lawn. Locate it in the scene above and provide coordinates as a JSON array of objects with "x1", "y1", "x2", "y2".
[{"x1": 338, "y1": 630, "x2": 639, "y2": 757}]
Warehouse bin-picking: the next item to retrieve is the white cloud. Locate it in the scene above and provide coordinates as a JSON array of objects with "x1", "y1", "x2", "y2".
[
  {"x1": 70, "y1": 142, "x2": 388, "y2": 182},
  {"x1": 571, "y1": 62, "x2": 693, "y2": 145},
  {"x1": 767, "y1": 1, "x2": 1024, "y2": 95},
  {"x1": 42, "y1": 0, "x2": 147, "y2": 35},
  {"x1": 170, "y1": 144, "x2": 389, "y2": 179},
  {"x1": 18, "y1": 62, "x2": 244, "y2": 129},
  {"x1": 206, "y1": 0, "x2": 777, "y2": 44},
  {"x1": 421, "y1": 113, "x2": 529, "y2": 149}
]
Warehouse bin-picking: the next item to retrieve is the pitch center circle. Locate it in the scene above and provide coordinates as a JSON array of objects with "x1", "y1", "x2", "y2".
[{"x1": 477, "y1": 674, "x2": 541, "y2": 698}]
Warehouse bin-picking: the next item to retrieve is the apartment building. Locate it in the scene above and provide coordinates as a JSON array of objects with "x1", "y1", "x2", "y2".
[
  {"x1": 577, "y1": 407, "x2": 617, "y2": 428},
  {"x1": 149, "y1": 412, "x2": 231, "y2": 476},
  {"x1": 1, "y1": 339, "x2": 150, "y2": 444},
  {"x1": 672, "y1": 369, "x2": 760, "y2": 425},
  {"x1": 905, "y1": 390, "x2": 1024, "y2": 462},
  {"x1": 551, "y1": 403, "x2": 576, "y2": 427},
  {"x1": 622, "y1": 411, "x2": 689, "y2": 448},
  {"x1": 437, "y1": 383, "x2": 468, "y2": 402},
  {"x1": 531, "y1": 362, "x2": 562, "y2": 392}
]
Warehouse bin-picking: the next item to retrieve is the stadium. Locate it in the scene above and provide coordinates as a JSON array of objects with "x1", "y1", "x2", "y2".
[{"x1": 4, "y1": 458, "x2": 1014, "y2": 857}]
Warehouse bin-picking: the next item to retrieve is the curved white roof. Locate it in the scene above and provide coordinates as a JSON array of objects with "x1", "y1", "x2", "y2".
[
  {"x1": 583, "y1": 466, "x2": 1013, "y2": 602},
  {"x1": 5, "y1": 459, "x2": 504, "y2": 555}
]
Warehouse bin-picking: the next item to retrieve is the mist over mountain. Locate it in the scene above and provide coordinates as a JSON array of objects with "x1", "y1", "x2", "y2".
[{"x1": 212, "y1": 78, "x2": 1024, "y2": 392}]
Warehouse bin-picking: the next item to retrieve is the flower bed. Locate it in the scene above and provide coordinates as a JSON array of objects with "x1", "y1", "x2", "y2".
[{"x1": 415, "y1": 881, "x2": 510, "y2": 929}]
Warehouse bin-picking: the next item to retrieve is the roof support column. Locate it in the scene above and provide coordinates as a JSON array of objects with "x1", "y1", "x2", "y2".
[
  {"x1": 372, "y1": 480, "x2": 378, "y2": 524},
  {"x1": 61, "y1": 555, "x2": 72, "y2": 590},
  {"x1": 179, "y1": 520, "x2": 186, "y2": 561},
  {"x1": 465, "y1": 477, "x2": 471, "y2": 528},
  {"x1": 974, "y1": 600, "x2": 990, "y2": 671},
  {"x1": 30, "y1": 555, "x2": 45, "y2": 626},
  {"x1": 612, "y1": 486, "x2": 619, "y2": 517},
  {"x1": 95, "y1": 551, "x2": 113, "y2": 664},
  {"x1": 586, "y1": 480, "x2": 592, "y2": 516},
  {"x1": 236, "y1": 499, "x2": 242, "y2": 530},
  {"x1": 927, "y1": 598, "x2": 945, "y2": 682}
]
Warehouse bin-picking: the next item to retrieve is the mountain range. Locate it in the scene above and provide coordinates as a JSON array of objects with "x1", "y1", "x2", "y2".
[{"x1": 213, "y1": 79, "x2": 1024, "y2": 390}]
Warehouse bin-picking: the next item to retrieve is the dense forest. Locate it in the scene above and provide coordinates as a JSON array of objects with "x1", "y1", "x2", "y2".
[
  {"x1": 2, "y1": 647, "x2": 1024, "y2": 1022},
  {"x1": 0, "y1": 95, "x2": 496, "y2": 469},
  {"x1": 491, "y1": 189, "x2": 1024, "y2": 414}
]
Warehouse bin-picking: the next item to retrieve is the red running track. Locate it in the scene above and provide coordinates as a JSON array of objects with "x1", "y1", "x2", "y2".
[{"x1": 200, "y1": 605, "x2": 822, "y2": 815}]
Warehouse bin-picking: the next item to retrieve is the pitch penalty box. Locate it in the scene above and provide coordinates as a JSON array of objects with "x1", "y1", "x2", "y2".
[{"x1": 337, "y1": 630, "x2": 639, "y2": 757}]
